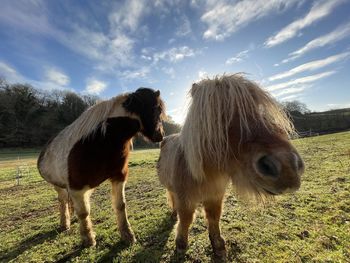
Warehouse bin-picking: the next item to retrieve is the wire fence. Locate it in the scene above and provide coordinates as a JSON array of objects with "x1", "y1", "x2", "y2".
[{"x1": 0, "y1": 151, "x2": 40, "y2": 188}]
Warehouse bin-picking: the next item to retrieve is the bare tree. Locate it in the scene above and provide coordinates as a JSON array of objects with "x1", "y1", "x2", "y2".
[{"x1": 282, "y1": 100, "x2": 310, "y2": 115}]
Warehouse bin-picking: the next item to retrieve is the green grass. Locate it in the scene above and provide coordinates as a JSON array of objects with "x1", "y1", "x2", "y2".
[{"x1": 0, "y1": 132, "x2": 349, "y2": 262}]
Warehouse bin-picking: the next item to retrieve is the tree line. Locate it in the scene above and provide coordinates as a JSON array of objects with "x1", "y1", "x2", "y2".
[
  {"x1": 282, "y1": 101, "x2": 350, "y2": 135},
  {"x1": 0, "y1": 79, "x2": 180, "y2": 148}
]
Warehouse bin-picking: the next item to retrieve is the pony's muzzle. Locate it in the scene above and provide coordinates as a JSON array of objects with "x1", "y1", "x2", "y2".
[
  {"x1": 257, "y1": 152, "x2": 304, "y2": 177},
  {"x1": 255, "y1": 152, "x2": 304, "y2": 194}
]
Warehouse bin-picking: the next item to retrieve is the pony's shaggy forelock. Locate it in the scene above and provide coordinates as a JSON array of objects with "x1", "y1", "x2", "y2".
[{"x1": 180, "y1": 74, "x2": 294, "y2": 182}]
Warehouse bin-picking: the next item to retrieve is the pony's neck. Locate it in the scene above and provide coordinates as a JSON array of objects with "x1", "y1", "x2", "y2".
[{"x1": 95, "y1": 117, "x2": 141, "y2": 141}]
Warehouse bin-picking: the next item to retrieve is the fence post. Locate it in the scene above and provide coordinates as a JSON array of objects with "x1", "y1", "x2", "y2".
[{"x1": 16, "y1": 156, "x2": 20, "y2": 186}]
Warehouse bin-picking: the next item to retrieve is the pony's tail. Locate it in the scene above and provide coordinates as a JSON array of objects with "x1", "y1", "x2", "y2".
[{"x1": 157, "y1": 134, "x2": 181, "y2": 192}]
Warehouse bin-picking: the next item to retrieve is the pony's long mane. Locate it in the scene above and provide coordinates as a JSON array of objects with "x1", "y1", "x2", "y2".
[
  {"x1": 61, "y1": 94, "x2": 129, "y2": 143},
  {"x1": 180, "y1": 74, "x2": 294, "y2": 181}
]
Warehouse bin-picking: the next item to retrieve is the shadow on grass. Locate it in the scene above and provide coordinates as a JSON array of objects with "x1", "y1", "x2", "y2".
[
  {"x1": 95, "y1": 212, "x2": 176, "y2": 262},
  {"x1": 131, "y1": 211, "x2": 177, "y2": 263},
  {"x1": 96, "y1": 240, "x2": 131, "y2": 263},
  {"x1": 0, "y1": 227, "x2": 60, "y2": 262},
  {"x1": 55, "y1": 247, "x2": 85, "y2": 263}
]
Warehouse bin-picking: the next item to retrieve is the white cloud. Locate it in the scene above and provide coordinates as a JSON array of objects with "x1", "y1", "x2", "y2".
[
  {"x1": 0, "y1": 62, "x2": 16, "y2": 75},
  {"x1": 168, "y1": 38, "x2": 176, "y2": 44},
  {"x1": 0, "y1": 0, "x2": 52, "y2": 36},
  {"x1": 162, "y1": 67, "x2": 175, "y2": 79},
  {"x1": 0, "y1": 61, "x2": 73, "y2": 91},
  {"x1": 269, "y1": 51, "x2": 350, "y2": 81},
  {"x1": 282, "y1": 22, "x2": 350, "y2": 63},
  {"x1": 279, "y1": 94, "x2": 301, "y2": 101},
  {"x1": 0, "y1": 1, "x2": 136, "y2": 72},
  {"x1": 45, "y1": 68, "x2": 70, "y2": 86},
  {"x1": 201, "y1": 0, "x2": 299, "y2": 41},
  {"x1": 85, "y1": 78, "x2": 107, "y2": 95},
  {"x1": 0, "y1": 1, "x2": 199, "y2": 82},
  {"x1": 226, "y1": 50, "x2": 249, "y2": 65},
  {"x1": 153, "y1": 46, "x2": 197, "y2": 63},
  {"x1": 266, "y1": 71, "x2": 336, "y2": 91},
  {"x1": 120, "y1": 67, "x2": 150, "y2": 80},
  {"x1": 59, "y1": 26, "x2": 135, "y2": 72},
  {"x1": 265, "y1": 0, "x2": 344, "y2": 48},
  {"x1": 198, "y1": 70, "x2": 208, "y2": 80},
  {"x1": 0, "y1": 61, "x2": 23, "y2": 83},
  {"x1": 108, "y1": 0, "x2": 147, "y2": 33},
  {"x1": 176, "y1": 15, "x2": 192, "y2": 37},
  {"x1": 273, "y1": 85, "x2": 311, "y2": 97}
]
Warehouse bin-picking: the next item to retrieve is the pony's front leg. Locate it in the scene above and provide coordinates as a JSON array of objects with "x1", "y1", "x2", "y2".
[
  {"x1": 54, "y1": 185, "x2": 71, "y2": 231},
  {"x1": 69, "y1": 188, "x2": 96, "y2": 247},
  {"x1": 203, "y1": 197, "x2": 226, "y2": 258},
  {"x1": 111, "y1": 180, "x2": 136, "y2": 244},
  {"x1": 175, "y1": 203, "x2": 196, "y2": 252}
]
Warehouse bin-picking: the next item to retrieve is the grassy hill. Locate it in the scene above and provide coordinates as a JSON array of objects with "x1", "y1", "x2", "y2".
[{"x1": 0, "y1": 132, "x2": 349, "y2": 262}]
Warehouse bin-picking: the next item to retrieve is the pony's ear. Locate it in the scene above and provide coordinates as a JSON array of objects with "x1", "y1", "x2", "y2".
[
  {"x1": 191, "y1": 83, "x2": 199, "y2": 96},
  {"x1": 155, "y1": 90, "x2": 160, "y2": 97}
]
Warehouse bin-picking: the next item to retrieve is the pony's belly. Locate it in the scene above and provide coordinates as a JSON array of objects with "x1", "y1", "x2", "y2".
[{"x1": 39, "y1": 153, "x2": 69, "y2": 188}]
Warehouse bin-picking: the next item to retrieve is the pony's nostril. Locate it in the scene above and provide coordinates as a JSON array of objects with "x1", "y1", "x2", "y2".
[{"x1": 257, "y1": 155, "x2": 280, "y2": 177}]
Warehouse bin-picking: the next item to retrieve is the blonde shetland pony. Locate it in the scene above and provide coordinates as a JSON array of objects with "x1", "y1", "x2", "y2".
[
  {"x1": 157, "y1": 74, "x2": 304, "y2": 258},
  {"x1": 38, "y1": 88, "x2": 165, "y2": 247}
]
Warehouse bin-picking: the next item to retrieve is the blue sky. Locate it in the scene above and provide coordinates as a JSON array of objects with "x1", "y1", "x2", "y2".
[{"x1": 0, "y1": 0, "x2": 349, "y2": 123}]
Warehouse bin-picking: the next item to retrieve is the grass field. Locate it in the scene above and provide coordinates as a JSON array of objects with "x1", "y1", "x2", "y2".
[{"x1": 0, "y1": 132, "x2": 349, "y2": 262}]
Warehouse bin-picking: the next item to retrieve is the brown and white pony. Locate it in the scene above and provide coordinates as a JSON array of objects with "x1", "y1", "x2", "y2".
[
  {"x1": 157, "y1": 74, "x2": 304, "y2": 258},
  {"x1": 38, "y1": 88, "x2": 165, "y2": 247}
]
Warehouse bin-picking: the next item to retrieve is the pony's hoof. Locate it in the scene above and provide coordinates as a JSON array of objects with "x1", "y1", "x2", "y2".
[
  {"x1": 210, "y1": 236, "x2": 226, "y2": 259},
  {"x1": 175, "y1": 238, "x2": 188, "y2": 253},
  {"x1": 213, "y1": 248, "x2": 227, "y2": 261},
  {"x1": 82, "y1": 237, "x2": 96, "y2": 247},
  {"x1": 60, "y1": 225, "x2": 70, "y2": 232},
  {"x1": 121, "y1": 229, "x2": 136, "y2": 244}
]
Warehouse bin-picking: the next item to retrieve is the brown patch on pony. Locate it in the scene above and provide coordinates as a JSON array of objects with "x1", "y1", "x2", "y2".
[{"x1": 68, "y1": 117, "x2": 140, "y2": 190}]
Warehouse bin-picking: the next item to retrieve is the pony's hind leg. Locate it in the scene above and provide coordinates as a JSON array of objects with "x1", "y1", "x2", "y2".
[
  {"x1": 203, "y1": 197, "x2": 226, "y2": 258},
  {"x1": 54, "y1": 185, "x2": 71, "y2": 231},
  {"x1": 175, "y1": 201, "x2": 196, "y2": 252},
  {"x1": 111, "y1": 180, "x2": 136, "y2": 244},
  {"x1": 69, "y1": 188, "x2": 96, "y2": 247}
]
